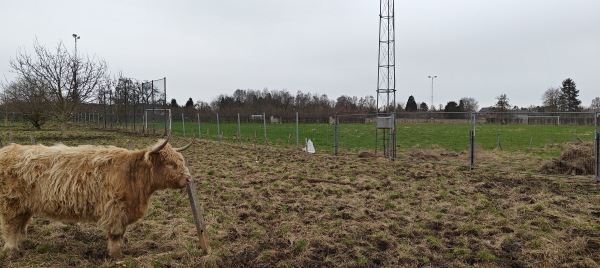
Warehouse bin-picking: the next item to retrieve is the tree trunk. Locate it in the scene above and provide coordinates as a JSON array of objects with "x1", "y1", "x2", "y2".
[{"x1": 61, "y1": 122, "x2": 67, "y2": 138}]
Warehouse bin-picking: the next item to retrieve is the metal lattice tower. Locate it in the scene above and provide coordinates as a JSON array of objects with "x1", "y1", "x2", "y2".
[
  {"x1": 377, "y1": 0, "x2": 395, "y2": 113},
  {"x1": 375, "y1": 0, "x2": 396, "y2": 159}
]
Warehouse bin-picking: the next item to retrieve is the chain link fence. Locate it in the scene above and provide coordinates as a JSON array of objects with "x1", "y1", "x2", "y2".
[
  {"x1": 163, "y1": 111, "x2": 598, "y2": 181},
  {"x1": 3, "y1": 109, "x2": 598, "y2": 181}
]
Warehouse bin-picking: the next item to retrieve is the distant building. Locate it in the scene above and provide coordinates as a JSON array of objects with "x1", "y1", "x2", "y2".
[{"x1": 478, "y1": 107, "x2": 494, "y2": 113}]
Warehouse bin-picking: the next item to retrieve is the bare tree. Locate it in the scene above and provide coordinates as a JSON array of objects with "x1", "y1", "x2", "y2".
[
  {"x1": 542, "y1": 87, "x2": 561, "y2": 112},
  {"x1": 1, "y1": 90, "x2": 7, "y2": 126},
  {"x1": 357, "y1": 95, "x2": 376, "y2": 113},
  {"x1": 591, "y1": 97, "x2": 600, "y2": 112},
  {"x1": 495, "y1": 94, "x2": 510, "y2": 111},
  {"x1": 9, "y1": 39, "x2": 108, "y2": 136},
  {"x1": 194, "y1": 100, "x2": 212, "y2": 113},
  {"x1": 459, "y1": 97, "x2": 479, "y2": 112},
  {"x1": 2, "y1": 78, "x2": 51, "y2": 129}
]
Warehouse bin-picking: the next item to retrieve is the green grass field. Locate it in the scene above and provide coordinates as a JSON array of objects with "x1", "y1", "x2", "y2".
[{"x1": 163, "y1": 121, "x2": 596, "y2": 157}]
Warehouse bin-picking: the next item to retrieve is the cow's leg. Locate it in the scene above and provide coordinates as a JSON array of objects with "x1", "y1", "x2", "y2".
[
  {"x1": 15, "y1": 211, "x2": 32, "y2": 246},
  {"x1": 104, "y1": 216, "x2": 127, "y2": 259},
  {"x1": 1, "y1": 210, "x2": 32, "y2": 253},
  {"x1": 108, "y1": 232, "x2": 125, "y2": 259},
  {"x1": 0, "y1": 217, "x2": 18, "y2": 252}
]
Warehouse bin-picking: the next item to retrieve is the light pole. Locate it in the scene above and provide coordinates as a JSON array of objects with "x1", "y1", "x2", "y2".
[
  {"x1": 428, "y1": 75, "x2": 437, "y2": 111},
  {"x1": 109, "y1": 89, "x2": 113, "y2": 128},
  {"x1": 72, "y1": 34, "x2": 80, "y2": 55},
  {"x1": 72, "y1": 34, "x2": 80, "y2": 99}
]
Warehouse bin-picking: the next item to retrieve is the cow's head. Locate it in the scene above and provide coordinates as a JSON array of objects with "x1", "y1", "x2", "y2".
[{"x1": 144, "y1": 135, "x2": 194, "y2": 190}]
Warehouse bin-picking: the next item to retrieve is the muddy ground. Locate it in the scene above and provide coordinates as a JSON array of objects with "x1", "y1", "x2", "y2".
[{"x1": 0, "y1": 129, "x2": 598, "y2": 267}]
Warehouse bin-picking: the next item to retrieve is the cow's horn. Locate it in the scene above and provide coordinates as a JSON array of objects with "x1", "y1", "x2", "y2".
[
  {"x1": 150, "y1": 133, "x2": 171, "y2": 153},
  {"x1": 174, "y1": 133, "x2": 195, "y2": 152}
]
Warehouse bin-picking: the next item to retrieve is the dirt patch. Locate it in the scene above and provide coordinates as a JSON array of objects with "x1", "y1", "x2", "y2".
[{"x1": 407, "y1": 150, "x2": 440, "y2": 161}]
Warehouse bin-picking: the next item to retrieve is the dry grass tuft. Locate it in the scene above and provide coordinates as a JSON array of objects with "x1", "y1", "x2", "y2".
[{"x1": 541, "y1": 142, "x2": 595, "y2": 175}]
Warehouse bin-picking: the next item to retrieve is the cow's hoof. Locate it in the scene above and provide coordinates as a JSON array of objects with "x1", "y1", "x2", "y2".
[
  {"x1": 109, "y1": 251, "x2": 123, "y2": 261},
  {"x1": 3, "y1": 248, "x2": 23, "y2": 259}
]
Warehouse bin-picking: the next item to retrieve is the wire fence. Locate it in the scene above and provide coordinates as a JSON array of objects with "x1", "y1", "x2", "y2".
[
  {"x1": 2, "y1": 110, "x2": 598, "y2": 181},
  {"x1": 176, "y1": 111, "x2": 598, "y2": 181}
]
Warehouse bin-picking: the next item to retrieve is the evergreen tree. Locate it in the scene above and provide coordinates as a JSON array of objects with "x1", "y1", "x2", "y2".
[
  {"x1": 559, "y1": 78, "x2": 581, "y2": 111},
  {"x1": 444, "y1": 101, "x2": 461, "y2": 119},
  {"x1": 444, "y1": 101, "x2": 459, "y2": 112},
  {"x1": 185, "y1": 97, "x2": 194, "y2": 108},
  {"x1": 419, "y1": 102, "x2": 428, "y2": 111},
  {"x1": 405, "y1": 95, "x2": 418, "y2": 112},
  {"x1": 170, "y1": 98, "x2": 179, "y2": 108}
]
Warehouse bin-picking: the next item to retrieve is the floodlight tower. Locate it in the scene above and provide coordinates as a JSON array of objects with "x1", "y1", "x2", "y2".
[
  {"x1": 375, "y1": 0, "x2": 396, "y2": 158},
  {"x1": 376, "y1": 0, "x2": 395, "y2": 113},
  {"x1": 72, "y1": 34, "x2": 81, "y2": 103}
]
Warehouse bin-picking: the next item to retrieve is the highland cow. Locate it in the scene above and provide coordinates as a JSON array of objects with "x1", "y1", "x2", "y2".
[{"x1": 0, "y1": 136, "x2": 194, "y2": 259}]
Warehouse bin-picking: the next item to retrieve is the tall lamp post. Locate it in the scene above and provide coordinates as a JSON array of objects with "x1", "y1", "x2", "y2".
[
  {"x1": 72, "y1": 34, "x2": 80, "y2": 55},
  {"x1": 428, "y1": 75, "x2": 437, "y2": 111},
  {"x1": 72, "y1": 34, "x2": 80, "y2": 103}
]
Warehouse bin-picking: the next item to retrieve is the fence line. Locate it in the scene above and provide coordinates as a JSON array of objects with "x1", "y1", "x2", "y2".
[{"x1": 2, "y1": 111, "x2": 598, "y2": 181}]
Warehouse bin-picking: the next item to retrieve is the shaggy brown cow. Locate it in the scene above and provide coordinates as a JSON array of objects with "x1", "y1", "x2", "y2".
[{"x1": 0, "y1": 136, "x2": 194, "y2": 259}]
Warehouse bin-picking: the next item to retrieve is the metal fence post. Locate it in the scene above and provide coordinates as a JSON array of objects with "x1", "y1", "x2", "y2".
[
  {"x1": 182, "y1": 113, "x2": 186, "y2": 137},
  {"x1": 263, "y1": 112, "x2": 268, "y2": 145},
  {"x1": 296, "y1": 112, "x2": 299, "y2": 150},
  {"x1": 237, "y1": 113, "x2": 241, "y2": 144},
  {"x1": 470, "y1": 113, "x2": 476, "y2": 170},
  {"x1": 594, "y1": 112, "x2": 600, "y2": 183},
  {"x1": 333, "y1": 114, "x2": 339, "y2": 155},
  {"x1": 216, "y1": 113, "x2": 221, "y2": 143},
  {"x1": 197, "y1": 113, "x2": 201, "y2": 139},
  {"x1": 497, "y1": 133, "x2": 502, "y2": 150},
  {"x1": 596, "y1": 112, "x2": 599, "y2": 182},
  {"x1": 596, "y1": 132, "x2": 599, "y2": 182},
  {"x1": 391, "y1": 113, "x2": 396, "y2": 160},
  {"x1": 529, "y1": 136, "x2": 533, "y2": 148}
]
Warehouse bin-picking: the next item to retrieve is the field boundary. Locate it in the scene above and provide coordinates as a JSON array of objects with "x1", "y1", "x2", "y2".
[{"x1": 2, "y1": 111, "x2": 599, "y2": 181}]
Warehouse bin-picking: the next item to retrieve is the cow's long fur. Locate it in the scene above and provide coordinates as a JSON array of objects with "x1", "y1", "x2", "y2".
[{"x1": 0, "y1": 140, "x2": 192, "y2": 258}]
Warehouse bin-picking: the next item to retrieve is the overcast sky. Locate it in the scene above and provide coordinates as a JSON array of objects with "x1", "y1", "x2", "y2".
[{"x1": 1, "y1": 0, "x2": 599, "y2": 110}]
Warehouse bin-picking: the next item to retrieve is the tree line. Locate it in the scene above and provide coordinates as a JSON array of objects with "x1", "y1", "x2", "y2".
[
  {"x1": 175, "y1": 89, "x2": 378, "y2": 117},
  {"x1": 492, "y1": 78, "x2": 596, "y2": 112}
]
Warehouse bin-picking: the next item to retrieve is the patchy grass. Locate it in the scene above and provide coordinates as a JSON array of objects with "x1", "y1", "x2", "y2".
[{"x1": 0, "y1": 125, "x2": 598, "y2": 267}]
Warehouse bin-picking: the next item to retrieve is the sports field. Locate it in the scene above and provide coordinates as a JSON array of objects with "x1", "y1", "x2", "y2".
[{"x1": 166, "y1": 122, "x2": 596, "y2": 158}]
